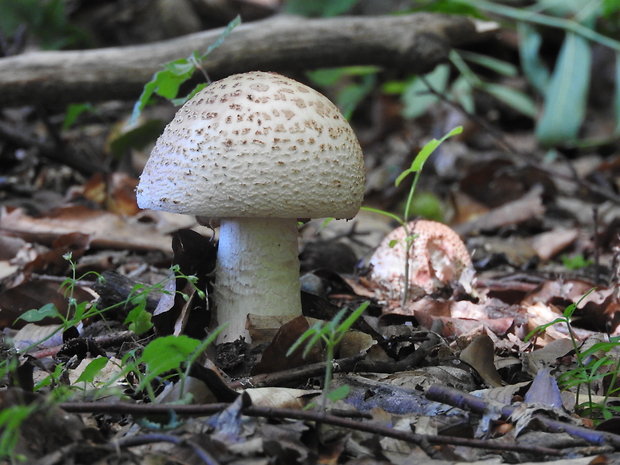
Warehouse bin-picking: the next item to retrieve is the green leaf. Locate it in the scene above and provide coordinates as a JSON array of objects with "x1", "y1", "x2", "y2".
[
  {"x1": 203, "y1": 15, "x2": 241, "y2": 57},
  {"x1": 602, "y1": 0, "x2": 620, "y2": 17},
  {"x1": 451, "y1": 76, "x2": 475, "y2": 113},
  {"x1": 62, "y1": 103, "x2": 94, "y2": 130},
  {"x1": 481, "y1": 83, "x2": 537, "y2": 118},
  {"x1": 17, "y1": 303, "x2": 62, "y2": 323},
  {"x1": 124, "y1": 304, "x2": 153, "y2": 335},
  {"x1": 109, "y1": 119, "x2": 167, "y2": 158},
  {"x1": 287, "y1": 322, "x2": 322, "y2": 356},
  {"x1": 524, "y1": 317, "x2": 567, "y2": 341},
  {"x1": 130, "y1": 15, "x2": 241, "y2": 123},
  {"x1": 303, "y1": 326, "x2": 327, "y2": 358},
  {"x1": 336, "y1": 301, "x2": 369, "y2": 336},
  {"x1": 74, "y1": 357, "x2": 108, "y2": 384},
  {"x1": 140, "y1": 335, "x2": 200, "y2": 380},
  {"x1": 360, "y1": 206, "x2": 404, "y2": 225},
  {"x1": 338, "y1": 73, "x2": 376, "y2": 119},
  {"x1": 165, "y1": 59, "x2": 195, "y2": 76},
  {"x1": 410, "y1": 126, "x2": 463, "y2": 172},
  {"x1": 518, "y1": 22, "x2": 550, "y2": 95},
  {"x1": 536, "y1": 32, "x2": 591, "y2": 146},
  {"x1": 458, "y1": 50, "x2": 518, "y2": 77},
  {"x1": 381, "y1": 79, "x2": 409, "y2": 95},
  {"x1": 394, "y1": 168, "x2": 415, "y2": 188},
  {"x1": 326, "y1": 384, "x2": 350, "y2": 401},
  {"x1": 561, "y1": 254, "x2": 593, "y2": 270},
  {"x1": 402, "y1": 65, "x2": 449, "y2": 119},
  {"x1": 409, "y1": 191, "x2": 445, "y2": 222},
  {"x1": 172, "y1": 83, "x2": 209, "y2": 106},
  {"x1": 285, "y1": 0, "x2": 359, "y2": 17},
  {"x1": 415, "y1": 0, "x2": 485, "y2": 17}
]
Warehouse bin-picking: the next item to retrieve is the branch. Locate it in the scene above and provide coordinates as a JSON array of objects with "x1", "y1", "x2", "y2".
[
  {"x1": 0, "y1": 13, "x2": 482, "y2": 107},
  {"x1": 58, "y1": 400, "x2": 564, "y2": 456},
  {"x1": 427, "y1": 384, "x2": 620, "y2": 449}
]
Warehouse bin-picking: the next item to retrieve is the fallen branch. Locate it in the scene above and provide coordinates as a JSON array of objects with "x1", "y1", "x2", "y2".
[
  {"x1": 426, "y1": 384, "x2": 620, "y2": 450},
  {"x1": 59, "y1": 400, "x2": 564, "y2": 456},
  {"x1": 0, "y1": 13, "x2": 482, "y2": 107}
]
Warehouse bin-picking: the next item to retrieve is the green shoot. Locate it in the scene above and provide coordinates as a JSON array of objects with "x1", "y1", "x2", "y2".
[
  {"x1": 287, "y1": 301, "x2": 369, "y2": 412},
  {"x1": 561, "y1": 254, "x2": 593, "y2": 270},
  {"x1": 524, "y1": 289, "x2": 620, "y2": 419},
  {"x1": 131, "y1": 15, "x2": 241, "y2": 123},
  {"x1": 362, "y1": 126, "x2": 463, "y2": 303}
]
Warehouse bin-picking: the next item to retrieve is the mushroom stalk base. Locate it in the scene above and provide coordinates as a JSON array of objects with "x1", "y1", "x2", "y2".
[{"x1": 215, "y1": 217, "x2": 302, "y2": 343}]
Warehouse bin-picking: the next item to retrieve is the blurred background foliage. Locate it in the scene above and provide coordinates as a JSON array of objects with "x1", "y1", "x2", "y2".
[{"x1": 1, "y1": 0, "x2": 619, "y2": 148}]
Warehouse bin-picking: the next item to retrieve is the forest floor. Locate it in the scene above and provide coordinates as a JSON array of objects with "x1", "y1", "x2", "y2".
[{"x1": 0, "y1": 1, "x2": 619, "y2": 464}]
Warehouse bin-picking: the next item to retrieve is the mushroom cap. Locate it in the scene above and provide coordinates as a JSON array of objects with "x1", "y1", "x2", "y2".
[
  {"x1": 137, "y1": 71, "x2": 365, "y2": 219},
  {"x1": 369, "y1": 220, "x2": 473, "y2": 297}
]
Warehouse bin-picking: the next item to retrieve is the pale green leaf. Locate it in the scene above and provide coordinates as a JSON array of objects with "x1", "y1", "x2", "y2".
[
  {"x1": 74, "y1": 357, "x2": 108, "y2": 384},
  {"x1": 17, "y1": 303, "x2": 61, "y2": 323},
  {"x1": 140, "y1": 335, "x2": 200, "y2": 378},
  {"x1": 451, "y1": 76, "x2": 475, "y2": 113},
  {"x1": 459, "y1": 50, "x2": 518, "y2": 76},
  {"x1": 536, "y1": 32, "x2": 591, "y2": 145},
  {"x1": 482, "y1": 83, "x2": 537, "y2": 118},
  {"x1": 327, "y1": 384, "x2": 350, "y2": 401},
  {"x1": 402, "y1": 65, "x2": 449, "y2": 119},
  {"x1": 518, "y1": 22, "x2": 550, "y2": 95},
  {"x1": 411, "y1": 126, "x2": 463, "y2": 171}
]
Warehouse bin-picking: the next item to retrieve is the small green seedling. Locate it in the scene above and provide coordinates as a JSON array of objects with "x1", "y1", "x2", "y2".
[
  {"x1": 0, "y1": 404, "x2": 37, "y2": 463},
  {"x1": 287, "y1": 301, "x2": 369, "y2": 411},
  {"x1": 362, "y1": 126, "x2": 463, "y2": 303},
  {"x1": 525, "y1": 289, "x2": 620, "y2": 420},
  {"x1": 561, "y1": 254, "x2": 593, "y2": 270},
  {"x1": 0, "y1": 252, "x2": 213, "y2": 457},
  {"x1": 131, "y1": 15, "x2": 241, "y2": 123}
]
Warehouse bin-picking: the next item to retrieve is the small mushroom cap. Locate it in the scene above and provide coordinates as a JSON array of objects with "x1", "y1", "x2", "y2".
[
  {"x1": 137, "y1": 71, "x2": 365, "y2": 219},
  {"x1": 369, "y1": 220, "x2": 473, "y2": 297}
]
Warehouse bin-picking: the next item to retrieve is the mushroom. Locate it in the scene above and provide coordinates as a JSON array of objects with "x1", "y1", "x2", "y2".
[
  {"x1": 137, "y1": 71, "x2": 365, "y2": 342},
  {"x1": 369, "y1": 220, "x2": 473, "y2": 300}
]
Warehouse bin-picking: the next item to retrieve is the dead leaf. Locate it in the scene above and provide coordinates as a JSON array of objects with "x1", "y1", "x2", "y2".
[
  {"x1": 455, "y1": 185, "x2": 545, "y2": 235},
  {"x1": 460, "y1": 334, "x2": 504, "y2": 387},
  {"x1": 530, "y1": 228, "x2": 579, "y2": 261},
  {"x1": 0, "y1": 206, "x2": 173, "y2": 253},
  {"x1": 524, "y1": 367, "x2": 563, "y2": 409},
  {"x1": 252, "y1": 316, "x2": 321, "y2": 375}
]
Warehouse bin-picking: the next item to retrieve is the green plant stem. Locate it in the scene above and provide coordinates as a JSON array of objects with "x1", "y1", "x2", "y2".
[
  {"x1": 321, "y1": 343, "x2": 335, "y2": 412},
  {"x1": 465, "y1": 0, "x2": 620, "y2": 52},
  {"x1": 601, "y1": 343, "x2": 620, "y2": 411},
  {"x1": 401, "y1": 169, "x2": 423, "y2": 305},
  {"x1": 564, "y1": 318, "x2": 593, "y2": 412}
]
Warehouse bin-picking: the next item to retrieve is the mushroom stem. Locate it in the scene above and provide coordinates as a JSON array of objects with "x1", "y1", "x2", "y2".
[{"x1": 215, "y1": 217, "x2": 302, "y2": 342}]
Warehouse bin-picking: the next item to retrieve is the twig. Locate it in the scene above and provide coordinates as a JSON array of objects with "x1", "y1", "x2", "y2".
[
  {"x1": 29, "y1": 331, "x2": 137, "y2": 359},
  {"x1": 426, "y1": 384, "x2": 620, "y2": 449},
  {"x1": 58, "y1": 400, "x2": 564, "y2": 456},
  {"x1": 114, "y1": 433, "x2": 219, "y2": 465},
  {"x1": 230, "y1": 342, "x2": 438, "y2": 390}
]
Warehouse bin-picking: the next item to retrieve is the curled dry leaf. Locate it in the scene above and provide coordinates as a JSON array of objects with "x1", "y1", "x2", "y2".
[
  {"x1": 459, "y1": 334, "x2": 504, "y2": 388},
  {"x1": 369, "y1": 219, "x2": 474, "y2": 300},
  {"x1": 0, "y1": 206, "x2": 173, "y2": 253}
]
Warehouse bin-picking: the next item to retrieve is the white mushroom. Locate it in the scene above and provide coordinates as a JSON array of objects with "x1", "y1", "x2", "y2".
[
  {"x1": 137, "y1": 71, "x2": 365, "y2": 342},
  {"x1": 369, "y1": 220, "x2": 473, "y2": 301}
]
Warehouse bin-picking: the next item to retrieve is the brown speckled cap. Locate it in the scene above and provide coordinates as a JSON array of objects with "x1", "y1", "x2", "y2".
[{"x1": 137, "y1": 71, "x2": 365, "y2": 219}]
